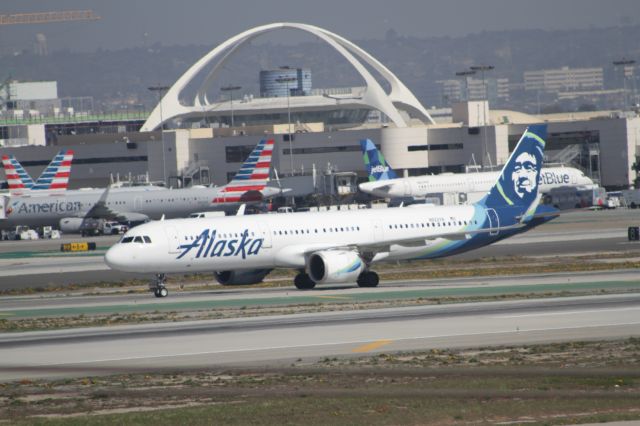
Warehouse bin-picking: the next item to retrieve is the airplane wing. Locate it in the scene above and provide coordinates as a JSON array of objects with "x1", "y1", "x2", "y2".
[{"x1": 80, "y1": 187, "x2": 148, "y2": 222}]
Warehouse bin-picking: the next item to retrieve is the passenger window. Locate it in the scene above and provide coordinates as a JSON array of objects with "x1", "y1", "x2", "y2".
[{"x1": 144, "y1": 236, "x2": 151, "y2": 243}]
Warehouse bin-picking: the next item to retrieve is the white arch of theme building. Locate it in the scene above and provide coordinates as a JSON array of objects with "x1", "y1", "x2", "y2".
[{"x1": 141, "y1": 22, "x2": 434, "y2": 131}]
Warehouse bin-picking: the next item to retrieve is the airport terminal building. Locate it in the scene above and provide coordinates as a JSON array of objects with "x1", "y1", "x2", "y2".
[{"x1": 2, "y1": 23, "x2": 640, "y2": 194}]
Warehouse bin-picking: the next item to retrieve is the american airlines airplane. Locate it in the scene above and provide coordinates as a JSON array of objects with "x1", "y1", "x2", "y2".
[
  {"x1": 1, "y1": 139, "x2": 281, "y2": 233},
  {"x1": 358, "y1": 139, "x2": 595, "y2": 199},
  {"x1": 105, "y1": 125, "x2": 558, "y2": 298},
  {"x1": 1, "y1": 150, "x2": 74, "y2": 195}
]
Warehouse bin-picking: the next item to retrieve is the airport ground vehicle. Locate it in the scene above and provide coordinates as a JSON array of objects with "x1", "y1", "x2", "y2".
[
  {"x1": 103, "y1": 221, "x2": 128, "y2": 235},
  {"x1": 543, "y1": 186, "x2": 606, "y2": 210}
]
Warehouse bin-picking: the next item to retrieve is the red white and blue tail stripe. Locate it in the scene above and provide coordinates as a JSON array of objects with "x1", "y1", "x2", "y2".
[
  {"x1": 213, "y1": 139, "x2": 274, "y2": 204},
  {"x1": 31, "y1": 150, "x2": 74, "y2": 191},
  {"x1": 1, "y1": 150, "x2": 73, "y2": 195},
  {"x1": 1, "y1": 154, "x2": 35, "y2": 193}
]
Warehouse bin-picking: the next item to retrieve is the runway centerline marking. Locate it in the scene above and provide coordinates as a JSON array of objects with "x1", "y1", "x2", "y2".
[
  {"x1": 496, "y1": 307, "x2": 640, "y2": 319},
  {"x1": 316, "y1": 295, "x2": 352, "y2": 300},
  {"x1": 352, "y1": 339, "x2": 393, "y2": 353}
]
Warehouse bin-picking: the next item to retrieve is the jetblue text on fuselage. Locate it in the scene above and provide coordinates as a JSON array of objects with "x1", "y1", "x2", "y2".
[
  {"x1": 176, "y1": 228, "x2": 263, "y2": 260},
  {"x1": 539, "y1": 171, "x2": 570, "y2": 185}
]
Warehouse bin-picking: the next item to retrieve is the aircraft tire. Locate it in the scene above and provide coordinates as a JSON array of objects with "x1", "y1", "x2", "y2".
[
  {"x1": 357, "y1": 271, "x2": 379, "y2": 288},
  {"x1": 159, "y1": 287, "x2": 168, "y2": 297},
  {"x1": 294, "y1": 273, "x2": 316, "y2": 290}
]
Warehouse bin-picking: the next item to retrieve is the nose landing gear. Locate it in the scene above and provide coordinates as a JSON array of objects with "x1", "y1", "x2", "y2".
[{"x1": 150, "y1": 273, "x2": 169, "y2": 297}]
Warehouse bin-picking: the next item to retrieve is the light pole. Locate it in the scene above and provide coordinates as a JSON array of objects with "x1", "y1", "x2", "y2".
[
  {"x1": 220, "y1": 85, "x2": 241, "y2": 128},
  {"x1": 276, "y1": 75, "x2": 296, "y2": 175},
  {"x1": 469, "y1": 65, "x2": 494, "y2": 168},
  {"x1": 613, "y1": 58, "x2": 636, "y2": 110},
  {"x1": 148, "y1": 85, "x2": 170, "y2": 185}
]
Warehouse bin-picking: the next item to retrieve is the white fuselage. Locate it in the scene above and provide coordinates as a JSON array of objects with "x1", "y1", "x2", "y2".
[
  {"x1": 105, "y1": 204, "x2": 500, "y2": 274},
  {"x1": 359, "y1": 166, "x2": 594, "y2": 199},
  {"x1": 1, "y1": 186, "x2": 280, "y2": 230}
]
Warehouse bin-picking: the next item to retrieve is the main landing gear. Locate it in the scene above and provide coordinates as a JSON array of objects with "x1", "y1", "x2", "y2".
[
  {"x1": 357, "y1": 271, "x2": 379, "y2": 288},
  {"x1": 294, "y1": 272, "x2": 316, "y2": 290},
  {"x1": 150, "y1": 273, "x2": 169, "y2": 298}
]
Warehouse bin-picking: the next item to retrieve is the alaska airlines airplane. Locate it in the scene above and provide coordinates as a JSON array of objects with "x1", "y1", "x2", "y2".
[
  {"x1": 1, "y1": 139, "x2": 281, "y2": 233},
  {"x1": 105, "y1": 125, "x2": 558, "y2": 298},
  {"x1": 1, "y1": 150, "x2": 74, "y2": 195},
  {"x1": 358, "y1": 139, "x2": 595, "y2": 199}
]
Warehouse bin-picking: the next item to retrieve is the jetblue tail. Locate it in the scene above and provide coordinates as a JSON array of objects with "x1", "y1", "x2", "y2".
[
  {"x1": 214, "y1": 139, "x2": 274, "y2": 203},
  {"x1": 481, "y1": 125, "x2": 547, "y2": 214},
  {"x1": 1, "y1": 154, "x2": 35, "y2": 193},
  {"x1": 32, "y1": 150, "x2": 74, "y2": 191},
  {"x1": 360, "y1": 139, "x2": 398, "y2": 181}
]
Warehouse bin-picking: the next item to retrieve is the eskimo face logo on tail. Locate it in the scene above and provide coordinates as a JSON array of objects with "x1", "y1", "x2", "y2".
[
  {"x1": 512, "y1": 152, "x2": 538, "y2": 198},
  {"x1": 176, "y1": 228, "x2": 263, "y2": 260}
]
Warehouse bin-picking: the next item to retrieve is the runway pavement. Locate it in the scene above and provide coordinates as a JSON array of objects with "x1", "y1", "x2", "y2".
[{"x1": 0, "y1": 294, "x2": 638, "y2": 381}]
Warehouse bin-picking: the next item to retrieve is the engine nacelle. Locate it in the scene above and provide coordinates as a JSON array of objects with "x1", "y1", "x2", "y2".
[
  {"x1": 59, "y1": 217, "x2": 102, "y2": 234},
  {"x1": 307, "y1": 250, "x2": 365, "y2": 284},
  {"x1": 214, "y1": 269, "x2": 272, "y2": 285}
]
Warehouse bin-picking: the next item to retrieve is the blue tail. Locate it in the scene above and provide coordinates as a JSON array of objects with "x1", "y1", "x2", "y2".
[
  {"x1": 481, "y1": 125, "x2": 547, "y2": 214},
  {"x1": 359, "y1": 139, "x2": 398, "y2": 181}
]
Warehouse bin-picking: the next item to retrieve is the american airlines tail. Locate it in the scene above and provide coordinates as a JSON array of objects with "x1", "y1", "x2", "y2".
[
  {"x1": 31, "y1": 150, "x2": 74, "y2": 191},
  {"x1": 1, "y1": 154, "x2": 35, "y2": 193},
  {"x1": 213, "y1": 139, "x2": 274, "y2": 203},
  {"x1": 360, "y1": 139, "x2": 398, "y2": 181},
  {"x1": 1, "y1": 150, "x2": 74, "y2": 195}
]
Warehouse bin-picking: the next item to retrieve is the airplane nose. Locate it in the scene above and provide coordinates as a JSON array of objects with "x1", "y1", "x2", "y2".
[{"x1": 104, "y1": 246, "x2": 131, "y2": 271}]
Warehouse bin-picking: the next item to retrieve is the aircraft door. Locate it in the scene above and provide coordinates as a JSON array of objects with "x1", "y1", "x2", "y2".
[
  {"x1": 134, "y1": 197, "x2": 142, "y2": 211},
  {"x1": 165, "y1": 226, "x2": 181, "y2": 253},
  {"x1": 571, "y1": 172, "x2": 577, "y2": 184},
  {"x1": 404, "y1": 180, "x2": 411, "y2": 197},
  {"x1": 257, "y1": 222, "x2": 272, "y2": 248},
  {"x1": 372, "y1": 220, "x2": 384, "y2": 243},
  {"x1": 486, "y1": 208, "x2": 499, "y2": 236}
]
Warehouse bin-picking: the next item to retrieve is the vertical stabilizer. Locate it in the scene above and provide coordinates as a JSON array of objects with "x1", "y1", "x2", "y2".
[
  {"x1": 1, "y1": 154, "x2": 35, "y2": 194},
  {"x1": 32, "y1": 150, "x2": 74, "y2": 191},
  {"x1": 360, "y1": 139, "x2": 398, "y2": 181},
  {"x1": 214, "y1": 139, "x2": 274, "y2": 203},
  {"x1": 481, "y1": 125, "x2": 547, "y2": 215}
]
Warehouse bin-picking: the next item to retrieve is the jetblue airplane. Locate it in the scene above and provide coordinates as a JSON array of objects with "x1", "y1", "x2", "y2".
[
  {"x1": 358, "y1": 139, "x2": 595, "y2": 199},
  {"x1": 1, "y1": 150, "x2": 74, "y2": 195},
  {"x1": 1, "y1": 139, "x2": 281, "y2": 232},
  {"x1": 105, "y1": 125, "x2": 558, "y2": 298}
]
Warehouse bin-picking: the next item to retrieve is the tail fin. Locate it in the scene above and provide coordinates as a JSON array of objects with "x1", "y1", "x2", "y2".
[
  {"x1": 360, "y1": 139, "x2": 398, "y2": 181},
  {"x1": 1, "y1": 154, "x2": 35, "y2": 193},
  {"x1": 214, "y1": 139, "x2": 274, "y2": 203},
  {"x1": 481, "y1": 125, "x2": 547, "y2": 213},
  {"x1": 32, "y1": 150, "x2": 74, "y2": 191}
]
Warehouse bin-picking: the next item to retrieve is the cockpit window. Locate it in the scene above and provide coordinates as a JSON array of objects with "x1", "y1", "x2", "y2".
[
  {"x1": 121, "y1": 236, "x2": 134, "y2": 243},
  {"x1": 134, "y1": 236, "x2": 143, "y2": 243},
  {"x1": 143, "y1": 236, "x2": 151, "y2": 243}
]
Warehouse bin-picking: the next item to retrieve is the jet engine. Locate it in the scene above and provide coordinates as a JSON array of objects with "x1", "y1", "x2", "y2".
[
  {"x1": 214, "y1": 269, "x2": 272, "y2": 285},
  {"x1": 307, "y1": 250, "x2": 365, "y2": 284},
  {"x1": 59, "y1": 217, "x2": 102, "y2": 235}
]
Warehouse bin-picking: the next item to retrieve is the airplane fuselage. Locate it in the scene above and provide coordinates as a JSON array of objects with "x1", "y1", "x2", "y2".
[
  {"x1": 1, "y1": 186, "x2": 251, "y2": 230},
  {"x1": 360, "y1": 166, "x2": 594, "y2": 199},
  {"x1": 105, "y1": 204, "x2": 545, "y2": 274}
]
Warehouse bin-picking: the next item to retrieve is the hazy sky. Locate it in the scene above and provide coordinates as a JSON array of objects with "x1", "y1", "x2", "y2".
[{"x1": 2, "y1": 0, "x2": 640, "y2": 52}]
